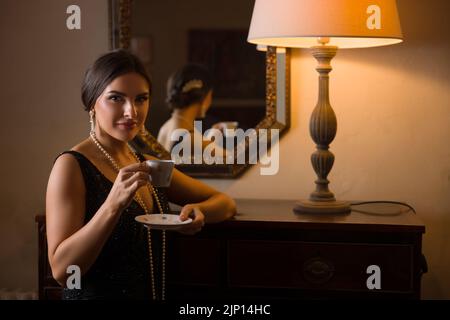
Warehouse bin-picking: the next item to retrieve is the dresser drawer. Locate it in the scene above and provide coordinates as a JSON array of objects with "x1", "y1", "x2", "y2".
[
  {"x1": 228, "y1": 240, "x2": 413, "y2": 292},
  {"x1": 168, "y1": 237, "x2": 221, "y2": 286}
]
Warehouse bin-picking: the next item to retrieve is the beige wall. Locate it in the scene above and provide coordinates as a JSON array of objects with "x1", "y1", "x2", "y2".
[
  {"x1": 0, "y1": 0, "x2": 449, "y2": 299},
  {"x1": 205, "y1": 0, "x2": 450, "y2": 299},
  {"x1": 0, "y1": 0, "x2": 109, "y2": 291}
]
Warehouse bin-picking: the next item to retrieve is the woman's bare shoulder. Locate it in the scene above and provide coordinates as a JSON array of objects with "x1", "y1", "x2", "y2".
[
  {"x1": 51, "y1": 139, "x2": 91, "y2": 180},
  {"x1": 163, "y1": 117, "x2": 192, "y2": 132},
  {"x1": 49, "y1": 150, "x2": 85, "y2": 198},
  {"x1": 68, "y1": 138, "x2": 103, "y2": 164},
  {"x1": 71, "y1": 138, "x2": 92, "y2": 154}
]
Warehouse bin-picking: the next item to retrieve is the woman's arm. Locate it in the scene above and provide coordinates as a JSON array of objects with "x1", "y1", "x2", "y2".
[
  {"x1": 168, "y1": 168, "x2": 236, "y2": 223},
  {"x1": 46, "y1": 154, "x2": 150, "y2": 285},
  {"x1": 144, "y1": 155, "x2": 236, "y2": 225},
  {"x1": 46, "y1": 154, "x2": 120, "y2": 285},
  {"x1": 171, "y1": 168, "x2": 237, "y2": 235}
]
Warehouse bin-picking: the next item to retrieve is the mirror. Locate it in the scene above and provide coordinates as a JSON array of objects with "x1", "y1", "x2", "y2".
[{"x1": 108, "y1": 0, "x2": 290, "y2": 178}]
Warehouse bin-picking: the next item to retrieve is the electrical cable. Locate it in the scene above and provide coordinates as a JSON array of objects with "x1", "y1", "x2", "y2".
[{"x1": 350, "y1": 200, "x2": 416, "y2": 214}]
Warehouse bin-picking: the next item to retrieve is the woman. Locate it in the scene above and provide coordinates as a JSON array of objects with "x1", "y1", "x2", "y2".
[
  {"x1": 45, "y1": 50, "x2": 236, "y2": 300},
  {"x1": 157, "y1": 63, "x2": 214, "y2": 151}
]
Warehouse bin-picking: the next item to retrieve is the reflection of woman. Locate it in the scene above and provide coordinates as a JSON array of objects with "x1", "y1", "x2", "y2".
[
  {"x1": 157, "y1": 64, "x2": 213, "y2": 152},
  {"x1": 45, "y1": 50, "x2": 236, "y2": 300}
]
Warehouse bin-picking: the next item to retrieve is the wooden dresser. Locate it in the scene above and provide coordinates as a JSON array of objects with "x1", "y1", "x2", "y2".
[{"x1": 36, "y1": 199, "x2": 426, "y2": 300}]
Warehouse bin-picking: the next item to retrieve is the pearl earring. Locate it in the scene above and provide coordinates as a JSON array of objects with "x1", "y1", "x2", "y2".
[{"x1": 89, "y1": 110, "x2": 95, "y2": 134}]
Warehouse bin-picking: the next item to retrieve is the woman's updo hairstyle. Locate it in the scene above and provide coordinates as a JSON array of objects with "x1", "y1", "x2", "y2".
[
  {"x1": 81, "y1": 49, "x2": 152, "y2": 111},
  {"x1": 166, "y1": 63, "x2": 213, "y2": 111}
]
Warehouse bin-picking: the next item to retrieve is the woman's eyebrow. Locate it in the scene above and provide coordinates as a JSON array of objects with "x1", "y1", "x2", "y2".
[
  {"x1": 107, "y1": 90, "x2": 149, "y2": 96},
  {"x1": 107, "y1": 90, "x2": 126, "y2": 96}
]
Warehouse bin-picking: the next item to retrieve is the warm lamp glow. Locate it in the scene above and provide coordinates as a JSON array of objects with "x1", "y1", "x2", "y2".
[
  {"x1": 256, "y1": 44, "x2": 286, "y2": 54},
  {"x1": 256, "y1": 44, "x2": 267, "y2": 52},
  {"x1": 248, "y1": 0, "x2": 403, "y2": 214},
  {"x1": 250, "y1": 37, "x2": 402, "y2": 49},
  {"x1": 248, "y1": 0, "x2": 403, "y2": 49}
]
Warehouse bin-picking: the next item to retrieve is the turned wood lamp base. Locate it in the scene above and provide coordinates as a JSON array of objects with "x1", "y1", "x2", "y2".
[{"x1": 294, "y1": 40, "x2": 351, "y2": 215}]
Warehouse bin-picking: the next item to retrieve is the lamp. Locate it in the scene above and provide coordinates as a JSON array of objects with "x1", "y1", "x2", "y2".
[
  {"x1": 256, "y1": 44, "x2": 286, "y2": 54},
  {"x1": 248, "y1": 0, "x2": 403, "y2": 214}
]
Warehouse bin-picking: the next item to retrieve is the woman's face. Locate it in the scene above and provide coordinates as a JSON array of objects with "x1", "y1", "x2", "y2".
[{"x1": 93, "y1": 72, "x2": 150, "y2": 142}]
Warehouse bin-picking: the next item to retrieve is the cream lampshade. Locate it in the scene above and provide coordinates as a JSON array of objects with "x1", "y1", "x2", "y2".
[
  {"x1": 248, "y1": 0, "x2": 402, "y2": 49},
  {"x1": 248, "y1": 0, "x2": 403, "y2": 214}
]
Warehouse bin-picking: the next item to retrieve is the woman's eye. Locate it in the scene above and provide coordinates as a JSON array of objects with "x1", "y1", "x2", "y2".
[
  {"x1": 108, "y1": 95, "x2": 123, "y2": 102},
  {"x1": 136, "y1": 96, "x2": 149, "y2": 103}
]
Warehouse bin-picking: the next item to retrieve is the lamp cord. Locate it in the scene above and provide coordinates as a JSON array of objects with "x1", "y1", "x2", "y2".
[
  {"x1": 350, "y1": 201, "x2": 416, "y2": 214},
  {"x1": 349, "y1": 200, "x2": 427, "y2": 274}
]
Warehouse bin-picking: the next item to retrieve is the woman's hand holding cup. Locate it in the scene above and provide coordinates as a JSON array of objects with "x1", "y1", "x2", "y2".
[{"x1": 105, "y1": 162, "x2": 151, "y2": 214}]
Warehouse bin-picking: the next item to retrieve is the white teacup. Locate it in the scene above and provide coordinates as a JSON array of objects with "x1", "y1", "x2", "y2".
[{"x1": 145, "y1": 160, "x2": 175, "y2": 187}]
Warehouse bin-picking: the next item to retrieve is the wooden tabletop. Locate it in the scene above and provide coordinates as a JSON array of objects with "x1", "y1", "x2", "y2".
[
  {"x1": 36, "y1": 198, "x2": 426, "y2": 233},
  {"x1": 226, "y1": 198, "x2": 426, "y2": 233}
]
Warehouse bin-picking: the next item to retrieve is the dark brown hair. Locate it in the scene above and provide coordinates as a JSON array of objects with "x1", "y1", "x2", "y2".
[
  {"x1": 81, "y1": 49, "x2": 152, "y2": 111},
  {"x1": 166, "y1": 63, "x2": 213, "y2": 111}
]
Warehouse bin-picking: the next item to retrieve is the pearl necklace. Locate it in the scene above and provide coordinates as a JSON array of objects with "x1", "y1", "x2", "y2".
[{"x1": 89, "y1": 132, "x2": 166, "y2": 301}]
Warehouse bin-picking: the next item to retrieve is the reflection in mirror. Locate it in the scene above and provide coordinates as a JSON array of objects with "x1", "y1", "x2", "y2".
[
  {"x1": 131, "y1": 0, "x2": 265, "y2": 138},
  {"x1": 109, "y1": 0, "x2": 290, "y2": 178}
]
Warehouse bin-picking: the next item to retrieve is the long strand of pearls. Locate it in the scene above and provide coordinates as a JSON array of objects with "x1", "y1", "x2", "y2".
[
  {"x1": 89, "y1": 131, "x2": 166, "y2": 301},
  {"x1": 128, "y1": 145, "x2": 166, "y2": 301}
]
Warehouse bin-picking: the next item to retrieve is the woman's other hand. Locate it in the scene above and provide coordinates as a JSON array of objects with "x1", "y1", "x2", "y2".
[{"x1": 177, "y1": 204, "x2": 205, "y2": 235}]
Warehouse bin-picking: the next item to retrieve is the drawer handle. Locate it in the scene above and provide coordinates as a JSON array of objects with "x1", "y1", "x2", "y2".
[{"x1": 303, "y1": 257, "x2": 335, "y2": 284}]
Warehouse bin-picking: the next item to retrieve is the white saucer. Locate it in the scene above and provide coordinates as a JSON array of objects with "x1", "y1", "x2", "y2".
[{"x1": 135, "y1": 214, "x2": 192, "y2": 230}]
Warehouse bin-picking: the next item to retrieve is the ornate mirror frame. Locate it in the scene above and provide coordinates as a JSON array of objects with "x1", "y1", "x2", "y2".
[{"x1": 108, "y1": 0, "x2": 290, "y2": 178}]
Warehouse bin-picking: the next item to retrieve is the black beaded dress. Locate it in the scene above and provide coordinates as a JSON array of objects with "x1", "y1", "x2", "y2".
[{"x1": 55, "y1": 151, "x2": 170, "y2": 300}]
